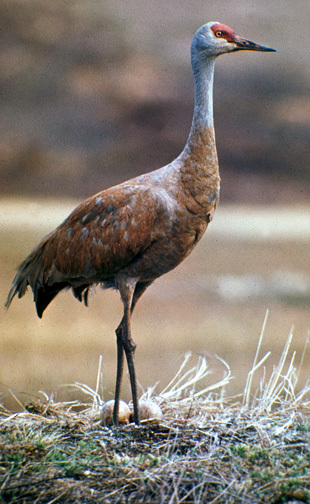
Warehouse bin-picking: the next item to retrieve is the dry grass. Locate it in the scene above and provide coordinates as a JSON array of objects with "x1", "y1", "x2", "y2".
[{"x1": 1, "y1": 317, "x2": 310, "y2": 503}]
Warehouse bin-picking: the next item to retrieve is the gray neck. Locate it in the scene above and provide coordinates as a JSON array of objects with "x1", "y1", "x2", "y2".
[
  {"x1": 178, "y1": 55, "x2": 217, "y2": 160},
  {"x1": 190, "y1": 56, "x2": 216, "y2": 132},
  {"x1": 176, "y1": 54, "x2": 219, "y2": 209},
  {"x1": 178, "y1": 54, "x2": 218, "y2": 166},
  {"x1": 169, "y1": 33, "x2": 220, "y2": 211}
]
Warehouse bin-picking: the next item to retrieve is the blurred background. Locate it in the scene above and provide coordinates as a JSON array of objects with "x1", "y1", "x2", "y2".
[{"x1": 1, "y1": 0, "x2": 309, "y2": 410}]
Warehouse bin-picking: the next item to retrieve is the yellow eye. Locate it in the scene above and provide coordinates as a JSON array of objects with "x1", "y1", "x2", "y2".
[{"x1": 215, "y1": 30, "x2": 223, "y2": 38}]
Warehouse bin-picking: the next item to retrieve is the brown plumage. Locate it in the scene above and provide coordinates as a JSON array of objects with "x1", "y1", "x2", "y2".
[{"x1": 6, "y1": 22, "x2": 275, "y2": 425}]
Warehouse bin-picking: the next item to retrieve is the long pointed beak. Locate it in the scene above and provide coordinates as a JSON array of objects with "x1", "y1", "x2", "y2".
[{"x1": 232, "y1": 35, "x2": 276, "y2": 52}]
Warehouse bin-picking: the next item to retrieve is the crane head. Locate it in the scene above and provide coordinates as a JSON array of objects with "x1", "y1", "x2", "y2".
[{"x1": 192, "y1": 22, "x2": 276, "y2": 58}]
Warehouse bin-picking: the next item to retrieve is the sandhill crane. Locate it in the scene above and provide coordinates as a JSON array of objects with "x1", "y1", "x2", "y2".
[{"x1": 6, "y1": 22, "x2": 275, "y2": 426}]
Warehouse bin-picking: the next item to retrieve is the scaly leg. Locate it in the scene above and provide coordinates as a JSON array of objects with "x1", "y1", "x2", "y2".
[
  {"x1": 113, "y1": 281, "x2": 152, "y2": 426},
  {"x1": 113, "y1": 322, "x2": 125, "y2": 425},
  {"x1": 122, "y1": 317, "x2": 139, "y2": 424}
]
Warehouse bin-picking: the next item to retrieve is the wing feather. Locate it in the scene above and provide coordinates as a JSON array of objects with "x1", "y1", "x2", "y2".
[{"x1": 5, "y1": 181, "x2": 162, "y2": 316}]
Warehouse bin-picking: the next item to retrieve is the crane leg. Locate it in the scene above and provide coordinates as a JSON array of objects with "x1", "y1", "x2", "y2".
[
  {"x1": 123, "y1": 315, "x2": 139, "y2": 424},
  {"x1": 113, "y1": 323, "x2": 125, "y2": 425},
  {"x1": 113, "y1": 280, "x2": 152, "y2": 426}
]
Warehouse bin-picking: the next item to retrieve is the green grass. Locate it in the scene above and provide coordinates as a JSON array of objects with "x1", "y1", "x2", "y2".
[{"x1": 1, "y1": 398, "x2": 310, "y2": 503}]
